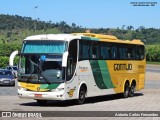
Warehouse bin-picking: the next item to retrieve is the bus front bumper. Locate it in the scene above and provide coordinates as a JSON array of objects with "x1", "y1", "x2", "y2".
[{"x1": 18, "y1": 89, "x2": 66, "y2": 101}]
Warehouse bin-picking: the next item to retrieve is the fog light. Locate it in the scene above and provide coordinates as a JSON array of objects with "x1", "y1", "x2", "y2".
[
  {"x1": 18, "y1": 93, "x2": 22, "y2": 96},
  {"x1": 60, "y1": 94, "x2": 63, "y2": 97}
]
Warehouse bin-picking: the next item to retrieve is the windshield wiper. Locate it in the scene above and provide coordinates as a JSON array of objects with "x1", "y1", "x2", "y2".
[
  {"x1": 27, "y1": 58, "x2": 51, "y2": 84},
  {"x1": 37, "y1": 66, "x2": 51, "y2": 84},
  {"x1": 26, "y1": 69, "x2": 36, "y2": 83}
]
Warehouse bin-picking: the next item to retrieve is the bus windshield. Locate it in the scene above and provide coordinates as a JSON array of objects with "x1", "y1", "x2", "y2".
[
  {"x1": 18, "y1": 54, "x2": 64, "y2": 84},
  {"x1": 22, "y1": 40, "x2": 67, "y2": 54}
]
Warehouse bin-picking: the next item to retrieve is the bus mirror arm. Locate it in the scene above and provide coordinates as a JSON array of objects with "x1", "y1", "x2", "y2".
[
  {"x1": 9, "y1": 50, "x2": 20, "y2": 66},
  {"x1": 62, "y1": 51, "x2": 68, "y2": 67},
  {"x1": 17, "y1": 51, "x2": 21, "y2": 55}
]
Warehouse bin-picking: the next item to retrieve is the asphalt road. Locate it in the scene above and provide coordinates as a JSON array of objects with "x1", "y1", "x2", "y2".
[
  {"x1": 145, "y1": 64, "x2": 160, "y2": 89},
  {"x1": 146, "y1": 64, "x2": 160, "y2": 73}
]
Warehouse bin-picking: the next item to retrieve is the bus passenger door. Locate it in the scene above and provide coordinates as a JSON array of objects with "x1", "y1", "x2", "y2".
[{"x1": 65, "y1": 40, "x2": 79, "y2": 99}]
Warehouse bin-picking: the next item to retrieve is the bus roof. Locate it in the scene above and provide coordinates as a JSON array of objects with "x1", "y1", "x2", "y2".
[
  {"x1": 24, "y1": 33, "x2": 144, "y2": 45},
  {"x1": 73, "y1": 33, "x2": 144, "y2": 45},
  {"x1": 24, "y1": 34, "x2": 82, "y2": 41}
]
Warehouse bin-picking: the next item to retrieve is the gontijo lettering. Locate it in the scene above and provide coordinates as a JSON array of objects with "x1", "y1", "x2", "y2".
[{"x1": 114, "y1": 63, "x2": 132, "y2": 71}]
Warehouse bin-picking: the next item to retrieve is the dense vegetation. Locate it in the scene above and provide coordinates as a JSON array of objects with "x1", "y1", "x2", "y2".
[
  {"x1": 1, "y1": 14, "x2": 160, "y2": 44},
  {"x1": 0, "y1": 14, "x2": 160, "y2": 68},
  {"x1": 146, "y1": 45, "x2": 160, "y2": 62}
]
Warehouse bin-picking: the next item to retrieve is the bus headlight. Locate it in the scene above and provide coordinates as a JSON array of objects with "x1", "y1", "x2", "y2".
[
  {"x1": 51, "y1": 88, "x2": 64, "y2": 92},
  {"x1": 17, "y1": 86, "x2": 27, "y2": 91},
  {"x1": 57, "y1": 71, "x2": 61, "y2": 78}
]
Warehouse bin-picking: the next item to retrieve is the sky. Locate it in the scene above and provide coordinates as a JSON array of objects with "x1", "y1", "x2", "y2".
[{"x1": 0, "y1": 0, "x2": 159, "y2": 29}]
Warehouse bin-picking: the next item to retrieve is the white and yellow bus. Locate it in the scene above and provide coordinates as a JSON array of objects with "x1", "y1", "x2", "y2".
[{"x1": 15, "y1": 33, "x2": 146, "y2": 104}]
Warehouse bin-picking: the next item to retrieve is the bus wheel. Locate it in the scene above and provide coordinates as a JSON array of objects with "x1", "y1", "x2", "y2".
[
  {"x1": 122, "y1": 82, "x2": 129, "y2": 98},
  {"x1": 36, "y1": 100, "x2": 47, "y2": 105},
  {"x1": 76, "y1": 86, "x2": 86, "y2": 105},
  {"x1": 129, "y1": 84, "x2": 135, "y2": 97}
]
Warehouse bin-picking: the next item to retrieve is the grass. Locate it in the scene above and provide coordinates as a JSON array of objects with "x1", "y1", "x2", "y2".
[
  {"x1": 145, "y1": 45, "x2": 160, "y2": 48},
  {"x1": 147, "y1": 61, "x2": 160, "y2": 65},
  {"x1": 0, "y1": 28, "x2": 61, "y2": 45}
]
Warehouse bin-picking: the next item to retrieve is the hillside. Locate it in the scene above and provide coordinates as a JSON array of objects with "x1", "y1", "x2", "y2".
[
  {"x1": 0, "y1": 14, "x2": 160, "y2": 45},
  {"x1": 0, "y1": 28, "x2": 61, "y2": 44}
]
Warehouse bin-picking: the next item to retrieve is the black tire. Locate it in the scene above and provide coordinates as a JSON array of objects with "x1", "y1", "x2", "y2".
[
  {"x1": 122, "y1": 82, "x2": 129, "y2": 98},
  {"x1": 76, "y1": 86, "x2": 86, "y2": 105},
  {"x1": 36, "y1": 100, "x2": 47, "y2": 105},
  {"x1": 129, "y1": 85, "x2": 135, "y2": 97}
]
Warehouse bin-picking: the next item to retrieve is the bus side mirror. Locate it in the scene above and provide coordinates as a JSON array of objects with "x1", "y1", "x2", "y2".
[
  {"x1": 9, "y1": 50, "x2": 20, "y2": 66},
  {"x1": 62, "y1": 51, "x2": 68, "y2": 67}
]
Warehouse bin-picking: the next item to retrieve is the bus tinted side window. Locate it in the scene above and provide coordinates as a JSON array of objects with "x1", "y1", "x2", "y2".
[
  {"x1": 127, "y1": 45, "x2": 136, "y2": 60},
  {"x1": 79, "y1": 40, "x2": 144, "y2": 60},
  {"x1": 110, "y1": 44, "x2": 117, "y2": 59},
  {"x1": 79, "y1": 40, "x2": 100, "y2": 60},
  {"x1": 101, "y1": 43, "x2": 108, "y2": 59},
  {"x1": 91, "y1": 42, "x2": 99, "y2": 59},
  {"x1": 119, "y1": 45, "x2": 126, "y2": 59},
  {"x1": 125, "y1": 45, "x2": 134, "y2": 60},
  {"x1": 100, "y1": 42, "x2": 112, "y2": 60},
  {"x1": 79, "y1": 41, "x2": 90, "y2": 60},
  {"x1": 116, "y1": 44, "x2": 144, "y2": 60},
  {"x1": 136, "y1": 45, "x2": 144, "y2": 60},
  {"x1": 140, "y1": 46, "x2": 145, "y2": 60}
]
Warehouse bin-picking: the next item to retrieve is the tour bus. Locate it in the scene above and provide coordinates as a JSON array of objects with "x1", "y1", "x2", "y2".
[{"x1": 15, "y1": 33, "x2": 146, "y2": 105}]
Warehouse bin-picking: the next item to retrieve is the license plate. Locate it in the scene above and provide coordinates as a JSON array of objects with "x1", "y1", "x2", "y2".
[
  {"x1": 4, "y1": 81, "x2": 9, "y2": 84},
  {"x1": 34, "y1": 94, "x2": 42, "y2": 98}
]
